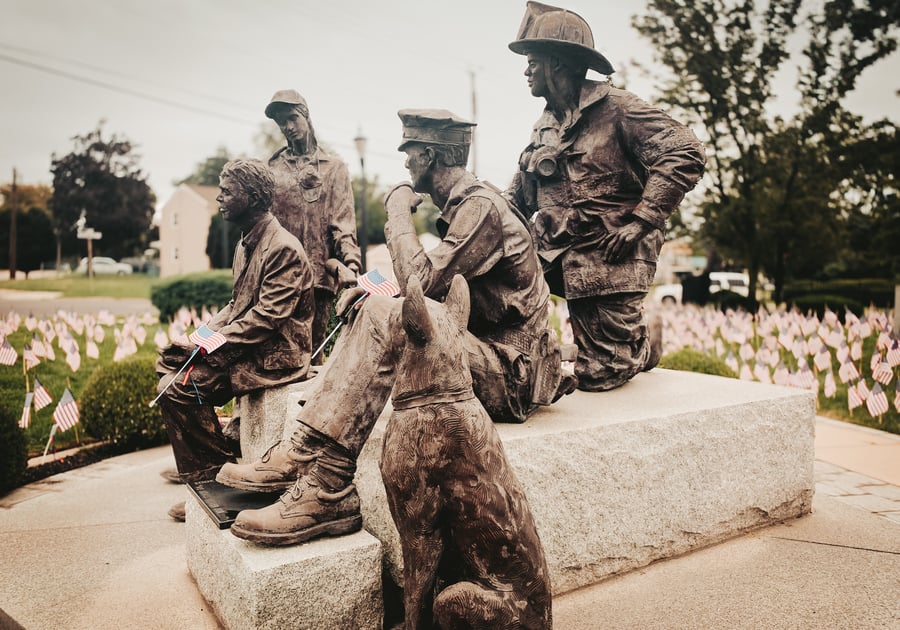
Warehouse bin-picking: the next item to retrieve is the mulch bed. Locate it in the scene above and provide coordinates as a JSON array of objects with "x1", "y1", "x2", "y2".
[{"x1": 20, "y1": 442, "x2": 132, "y2": 486}]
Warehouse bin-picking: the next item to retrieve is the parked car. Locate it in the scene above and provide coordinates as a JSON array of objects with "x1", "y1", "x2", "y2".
[
  {"x1": 653, "y1": 271, "x2": 753, "y2": 305},
  {"x1": 653, "y1": 283, "x2": 683, "y2": 305},
  {"x1": 709, "y1": 272, "x2": 749, "y2": 297},
  {"x1": 75, "y1": 257, "x2": 133, "y2": 275}
]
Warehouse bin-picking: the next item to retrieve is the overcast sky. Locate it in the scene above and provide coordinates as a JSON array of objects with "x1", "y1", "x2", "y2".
[{"x1": 1, "y1": 0, "x2": 898, "y2": 211}]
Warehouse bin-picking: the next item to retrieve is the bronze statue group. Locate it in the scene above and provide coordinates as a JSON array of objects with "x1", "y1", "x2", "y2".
[{"x1": 154, "y1": 3, "x2": 705, "y2": 628}]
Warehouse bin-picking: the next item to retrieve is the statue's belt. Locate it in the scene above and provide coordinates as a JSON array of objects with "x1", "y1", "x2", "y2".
[{"x1": 391, "y1": 389, "x2": 476, "y2": 411}]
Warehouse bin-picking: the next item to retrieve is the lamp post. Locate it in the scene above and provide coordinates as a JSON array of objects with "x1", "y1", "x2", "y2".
[{"x1": 354, "y1": 130, "x2": 368, "y2": 272}]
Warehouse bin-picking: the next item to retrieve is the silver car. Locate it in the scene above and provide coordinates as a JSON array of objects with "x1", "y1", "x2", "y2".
[{"x1": 76, "y1": 257, "x2": 133, "y2": 275}]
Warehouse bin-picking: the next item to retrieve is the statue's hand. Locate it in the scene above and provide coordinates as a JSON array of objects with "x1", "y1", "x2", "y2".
[
  {"x1": 384, "y1": 182, "x2": 423, "y2": 216},
  {"x1": 335, "y1": 286, "x2": 368, "y2": 322},
  {"x1": 598, "y1": 220, "x2": 651, "y2": 264}
]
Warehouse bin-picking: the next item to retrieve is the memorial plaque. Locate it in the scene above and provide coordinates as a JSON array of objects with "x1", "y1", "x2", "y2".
[{"x1": 187, "y1": 479, "x2": 281, "y2": 529}]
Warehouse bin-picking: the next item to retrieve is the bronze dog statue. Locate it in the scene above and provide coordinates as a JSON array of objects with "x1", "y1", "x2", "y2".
[{"x1": 381, "y1": 274, "x2": 552, "y2": 629}]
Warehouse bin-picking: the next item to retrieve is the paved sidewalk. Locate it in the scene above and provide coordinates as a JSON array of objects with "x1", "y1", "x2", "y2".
[{"x1": 0, "y1": 417, "x2": 897, "y2": 629}]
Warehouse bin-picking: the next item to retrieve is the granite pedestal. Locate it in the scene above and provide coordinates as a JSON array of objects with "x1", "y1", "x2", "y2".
[{"x1": 188, "y1": 369, "x2": 815, "y2": 628}]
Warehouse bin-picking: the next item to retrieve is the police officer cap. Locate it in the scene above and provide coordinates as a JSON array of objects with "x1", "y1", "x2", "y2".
[
  {"x1": 265, "y1": 89, "x2": 309, "y2": 119},
  {"x1": 397, "y1": 109, "x2": 476, "y2": 151}
]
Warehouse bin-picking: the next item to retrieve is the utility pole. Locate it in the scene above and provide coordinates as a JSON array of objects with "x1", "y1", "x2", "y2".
[
  {"x1": 8, "y1": 168, "x2": 17, "y2": 280},
  {"x1": 469, "y1": 69, "x2": 478, "y2": 177}
]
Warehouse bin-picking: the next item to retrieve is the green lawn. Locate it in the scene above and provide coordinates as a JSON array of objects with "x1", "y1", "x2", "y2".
[{"x1": 0, "y1": 274, "x2": 158, "y2": 299}]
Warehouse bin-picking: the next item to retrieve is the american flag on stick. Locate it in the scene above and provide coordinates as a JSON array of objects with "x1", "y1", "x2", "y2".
[
  {"x1": 0, "y1": 338, "x2": 17, "y2": 366},
  {"x1": 33, "y1": 377, "x2": 53, "y2": 411},
  {"x1": 23, "y1": 344, "x2": 39, "y2": 370},
  {"x1": 847, "y1": 383, "x2": 864, "y2": 411},
  {"x1": 53, "y1": 388, "x2": 80, "y2": 432},
  {"x1": 866, "y1": 383, "x2": 889, "y2": 418},
  {"x1": 19, "y1": 393, "x2": 33, "y2": 429},
  {"x1": 357, "y1": 269, "x2": 400, "y2": 297},
  {"x1": 189, "y1": 324, "x2": 227, "y2": 354}
]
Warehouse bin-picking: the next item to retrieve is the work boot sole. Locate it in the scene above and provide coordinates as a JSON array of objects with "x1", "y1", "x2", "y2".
[
  {"x1": 230, "y1": 514, "x2": 363, "y2": 546},
  {"x1": 215, "y1": 470, "x2": 296, "y2": 493}
]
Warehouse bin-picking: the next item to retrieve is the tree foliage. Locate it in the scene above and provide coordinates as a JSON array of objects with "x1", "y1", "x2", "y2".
[
  {"x1": 633, "y1": 0, "x2": 900, "y2": 300},
  {"x1": 206, "y1": 212, "x2": 241, "y2": 269},
  {"x1": 176, "y1": 146, "x2": 232, "y2": 187},
  {"x1": 0, "y1": 182, "x2": 55, "y2": 276},
  {"x1": 50, "y1": 123, "x2": 156, "y2": 261},
  {"x1": 0, "y1": 207, "x2": 55, "y2": 277}
]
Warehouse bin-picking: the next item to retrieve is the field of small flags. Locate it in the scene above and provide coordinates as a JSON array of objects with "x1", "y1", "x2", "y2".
[
  {"x1": 656, "y1": 303, "x2": 900, "y2": 434},
  {"x1": 0, "y1": 306, "x2": 217, "y2": 454}
]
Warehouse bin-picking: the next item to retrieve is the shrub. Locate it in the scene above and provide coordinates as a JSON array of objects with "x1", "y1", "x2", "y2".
[
  {"x1": 151, "y1": 271, "x2": 233, "y2": 321},
  {"x1": 710, "y1": 290, "x2": 759, "y2": 313},
  {"x1": 789, "y1": 294, "x2": 865, "y2": 320},
  {"x1": 659, "y1": 348, "x2": 738, "y2": 378},
  {"x1": 783, "y1": 278, "x2": 894, "y2": 308},
  {"x1": 80, "y1": 357, "x2": 168, "y2": 450},
  {"x1": 0, "y1": 404, "x2": 28, "y2": 494}
]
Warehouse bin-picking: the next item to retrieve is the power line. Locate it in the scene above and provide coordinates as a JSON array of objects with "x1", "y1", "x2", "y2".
[
  {"x1": 0, "y1": 51, "x2": 257, "y2": 127},
  {"x1": 0, "y1": 42, "x2": 253, "y2": 114}
]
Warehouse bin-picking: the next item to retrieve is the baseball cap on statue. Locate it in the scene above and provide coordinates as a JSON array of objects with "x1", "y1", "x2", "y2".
[
  {"x1": 397, "y1": 109, "x2": 476, "y2": 151},
  {"x1": 265, "y1": 89, "x2": 309, "y2": 119}
]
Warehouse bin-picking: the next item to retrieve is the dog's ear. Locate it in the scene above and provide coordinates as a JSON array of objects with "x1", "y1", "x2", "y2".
[
  {"x1": 445, "y1": 275, "x2": 470, "y2": 332},
  {"x1": 402, "y1": 275, "x2": 433, "y2": 345}
]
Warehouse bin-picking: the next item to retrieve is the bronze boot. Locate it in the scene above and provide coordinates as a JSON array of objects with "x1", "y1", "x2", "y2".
[
  {"x1": 215, "y1": 441, "x2": 314, "y2": 492},
  {"x1": 229, "y1": 474, "x2": 362, "y2": 545}
]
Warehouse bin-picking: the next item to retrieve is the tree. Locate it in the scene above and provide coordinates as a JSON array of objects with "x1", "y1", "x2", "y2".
[
  {"x1": 176, "y1": 146, "x2": 232, "y2": 187},
  {"x1": 50, "y1": 123, "x2": 156, "y2": 262},
  {"x1": 352, "y1": 175, "x2": 387, "y2": 246},
  {"x1": 633, "y1": 0, "x2": 899, "y2": 302},
  {"x1": 0, "y1": 206, "x2": 55, "y2": 277},
  {"x1": 0, "y1": 182, "x2": 54, "y2": 277},
  {"x1": 206, "y1": 213, "x2": 240, "y2": 269}
]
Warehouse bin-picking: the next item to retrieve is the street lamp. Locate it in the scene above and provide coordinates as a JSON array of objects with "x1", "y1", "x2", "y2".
[{"x1": 353, "y1": 129, "x2": 368, "y2": 272}]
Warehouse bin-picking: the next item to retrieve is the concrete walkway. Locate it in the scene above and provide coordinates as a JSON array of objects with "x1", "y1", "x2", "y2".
[{"x1": 1, "y1": 417, "x2": 898, "y2": 629}]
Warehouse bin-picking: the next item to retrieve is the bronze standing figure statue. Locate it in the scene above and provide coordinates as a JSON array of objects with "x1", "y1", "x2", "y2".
[
  {"x1": 265, "y1": 89, "x2": 361, "y2": 362},
  {"x1": 217, "y1": 109, "x2": 573, "y2": 545},
  {"x1": 506, "y1": 1, "x2": 707, "y2": 391},
  {"x1": 155, "y1": 158, "x2": 314, "y2": 520},
  {"x1": 383, "y1": 274, "x2": 552, "y2": 630}
]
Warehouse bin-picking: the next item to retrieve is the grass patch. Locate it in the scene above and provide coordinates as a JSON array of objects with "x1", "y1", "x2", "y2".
[
  {"x1": 0, "y1": 324, "x2": 159, "y2": 455},
  {"x1": 0, "y1": 274, "x2": 159, "y2": 299}
]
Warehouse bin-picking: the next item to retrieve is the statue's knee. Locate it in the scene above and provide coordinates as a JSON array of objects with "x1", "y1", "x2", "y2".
[{"x1": 433, "y1": 582, "x2": 514, "y2": 628}]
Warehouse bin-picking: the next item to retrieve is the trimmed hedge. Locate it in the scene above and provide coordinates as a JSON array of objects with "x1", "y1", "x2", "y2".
[
  {"x1": 80, "y1": 356, "x2": 168, "y2": 450},
  {"x1": 710, "y1": 290, "x2": 759, "y2": 313},
  {"x1": 0, "y1": 403, "x2": 28, "y2": 494},
  {"x1": 151, "y1": 270, "x2": 233, "y2": 321},
  {"x1": 783, "y1": 278, "x2": 894, "y2": 308},
  {"x1": 790, "y1": 294, "x2": 865, "y2": 319},
  {"x1": 659, "y1": 348, "x2": 738, "y2": 379}
]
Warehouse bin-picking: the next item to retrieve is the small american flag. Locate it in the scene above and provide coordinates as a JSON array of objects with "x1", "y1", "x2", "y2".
[
  {"x1": 823, "y1": 371, "x2": 836, "y2": 398},
  {"x1": 23, "y1": 344, "x2": 40, "y2": 370},
  {"x1": 813, "y1": 347, "x2": 831, "y2": 371},
  {"x1": 887, "y1": 339, "x2": 900, "y2": 367},
  {"x1": 189, "y1": 324, "x2": 227, "y2": 354},
  {"x1": 53, "y1": 388, "x2": 80, "y2": 432},
  {"x1": 847, "y1": 382, "x2": 864, "y2": 411},
  {"x1": 872, "y1": 361, "x2": 893, "y2": 386},
  {"x1": 894, "y1": 381, "x2": 900, "y2": 413},
  {"x1": 33, "y1": 377, "x2": 53, "y2": 411},
  {"x1": 866, "y1": 383, "x2": 889, "y2": 417},
  {"x1": 357, "y1": 269, "x2": 400, "y2": 297},
  {"x1": 19, "y1": 393, "x2": 33, "y2": 429},
  {"x1": 838, "y1": 360, "x2": 859, "y2": 384},
  {"x1": 0, "y1": 338, "x2": 17, "y2": 366}
]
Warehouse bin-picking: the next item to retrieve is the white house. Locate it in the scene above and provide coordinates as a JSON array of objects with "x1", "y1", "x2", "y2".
[{"x1": 157, "y1": 184, "x2": 219, "y2": 278}]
